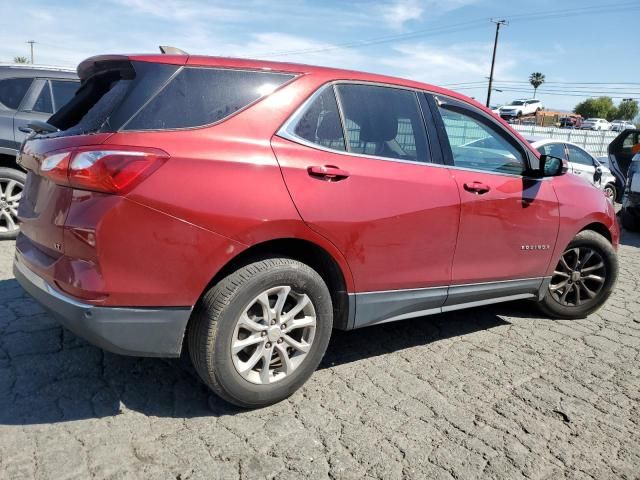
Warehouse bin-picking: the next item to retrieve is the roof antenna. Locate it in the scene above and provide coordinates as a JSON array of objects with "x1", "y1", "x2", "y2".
[{"x1": 159, "y1": 46, "x2": 189, "y2": 55}]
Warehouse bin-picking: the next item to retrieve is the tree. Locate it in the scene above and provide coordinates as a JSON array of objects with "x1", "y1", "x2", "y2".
[
  {"x1": 615, "y1": 99, "x2": 639, "y2": 121},
  {"x1": 529, "y1": 72, "x2": 545, "y2": 98},
  {"x1": 574, "y1": 97, "x2": 617, "y2": 121},
  {"x1": 13, "y1": 56, "x2": 28, "y2": 64}
]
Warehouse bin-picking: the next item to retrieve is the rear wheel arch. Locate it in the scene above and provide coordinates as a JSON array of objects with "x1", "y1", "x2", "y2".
[{"x1": 195, "y1": 237, "x2": 351, "y2": 331}]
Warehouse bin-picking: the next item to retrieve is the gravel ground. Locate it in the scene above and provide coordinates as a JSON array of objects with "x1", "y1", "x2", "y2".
[{"x1": 0, "y1": 230, "x2": 639, "y2": 480}]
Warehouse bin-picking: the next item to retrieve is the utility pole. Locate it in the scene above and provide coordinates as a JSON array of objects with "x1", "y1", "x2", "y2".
[
  {"x1": 486, "y1": 19, "x2": 507, "y2": 108},
  {"x1": 27, "y1": 40, "x2": 36, "y2": 64}
]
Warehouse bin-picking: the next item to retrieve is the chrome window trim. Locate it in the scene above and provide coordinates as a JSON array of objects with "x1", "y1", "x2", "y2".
[
  {"x1": 277, "y1": 81, "x2": 435, "y2": 167},
  {"x1": 277, "y1": 80, "x2": 549, "y2": 178}
]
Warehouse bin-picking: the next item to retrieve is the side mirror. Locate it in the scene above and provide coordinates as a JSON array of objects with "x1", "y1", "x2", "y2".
[
  {"x1": 594, "y1": 165, "x2": 603, "y2": 182},
  {"x1": 536, "y1": 154, "x2": 568, "y2": 178}
]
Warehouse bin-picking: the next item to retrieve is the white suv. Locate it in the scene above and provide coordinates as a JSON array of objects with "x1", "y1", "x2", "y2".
[
  {"x1": 581, "y1": 118, "x2": 611, "y2": 131},
  {"x1": 499, "y1": 99, "x2": 543, "y2": 118}
]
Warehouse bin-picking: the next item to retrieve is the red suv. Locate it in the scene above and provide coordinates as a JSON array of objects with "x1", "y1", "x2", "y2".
[{"x1": 14, "y1": 54, "x2": 619, "y2": 407}]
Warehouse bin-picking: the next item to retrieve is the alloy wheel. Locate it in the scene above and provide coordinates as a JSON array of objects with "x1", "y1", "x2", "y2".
[
  {"x1": 549, "y1": 247, "x2": 606, "y2": 307},
  {"x1": 0, "y1": 178, "x2": 22, "y2": 235},
  {"x1": 231, "y1": 285, "x2": 316, "y2": 385}
]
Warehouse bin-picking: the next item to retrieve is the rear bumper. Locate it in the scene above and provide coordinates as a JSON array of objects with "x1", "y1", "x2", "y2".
[{"x1": 13, "y1": 254, "x2": 192, "y2": 357}]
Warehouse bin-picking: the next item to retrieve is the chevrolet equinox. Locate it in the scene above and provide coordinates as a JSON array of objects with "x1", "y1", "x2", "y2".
[{"x1": 14, "y1": 54, "x2": 619, "y2": 407}]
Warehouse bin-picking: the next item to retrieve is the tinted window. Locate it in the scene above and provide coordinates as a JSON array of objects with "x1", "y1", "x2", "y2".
[
  {"x1": 438, "y1": 105, "x2": 526, "y2": 175},
  {"x1": 126, "y1": 67, "x2": 294, "y2": 131},
  {"x1": 0, "y1": 77, "x2": 33, "y2": 110},
  {"x1": 51, "y1": 80, "x2": 78, "y2": 111},
  {"x1": 567, "y1": 144, "x2": 594, "y2": 166},
  {"x1": 335, "y1": 84, "x2": 429, "y2": 162},
  {"x1": 32, "y1": 82, "x2": 53, "y2": 114},
  {"x1": 537, "y1": 142, "x2": 566, "y2": 159},
  {"x1": 292, "y1": 86, "x2": 345, "y2": 151}
]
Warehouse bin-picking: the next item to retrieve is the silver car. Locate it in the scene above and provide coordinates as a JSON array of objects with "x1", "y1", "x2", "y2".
[
  {"x1": 528, "y1": 138, "x2": 618, "y2": 203},
  {"x1": 0, "y1": 64, "x2": 78, "y2": 239}
]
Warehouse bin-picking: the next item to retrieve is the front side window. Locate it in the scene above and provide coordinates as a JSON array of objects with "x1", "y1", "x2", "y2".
[
  {"x1": 292, "y1": 86, "x2": 345, "y2": 151},
  {"x1": 125, "y1": 67, "x2": 294, "y2": 131},
  {"x1": 0, "y1": 77, "x2": 33, "y2": 110},
  {"x1": 32, "y1": 82, "x2": 53, "y2": 114},
  {"x1": 438, "y1": 104, "x2": 526, "y2": 175},
  {"x1": 537, "y1": 142, "x2": 566, "y2": 159},
  {"x1": 335, "y1": 84, "x2": 429, "y2": 163},
  {"x1": 567, "y1": 144, "x2": 594, "y2": 166}
]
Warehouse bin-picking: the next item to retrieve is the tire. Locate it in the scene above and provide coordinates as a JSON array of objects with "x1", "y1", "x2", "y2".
[
  {"x1": 0, "y1": 167, "x2": 26, "y2": 241},
  {"x1": 188, "y1": 258, "x2": 333, "y2": 408},
  {"x1": 538, "y1": 230, "x2": 618, "y2": 319},
  {"x1": 621, "y1": 208, "x2": 640, "y2": 232},
  {"x1": 603, "y1": 183, "x2": 616, "y2": 204}
]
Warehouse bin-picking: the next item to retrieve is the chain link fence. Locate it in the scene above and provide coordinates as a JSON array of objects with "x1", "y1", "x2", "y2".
[{"x1": 512, "y1": 125, "x2": 619, "y2": 157}]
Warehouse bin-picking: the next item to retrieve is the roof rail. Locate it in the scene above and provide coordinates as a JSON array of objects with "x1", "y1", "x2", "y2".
[{"x1": 0, "y1": 63, "x2": 76, "y2": 73}]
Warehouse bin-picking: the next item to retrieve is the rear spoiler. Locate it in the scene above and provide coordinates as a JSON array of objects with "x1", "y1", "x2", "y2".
[{"x1": 77, "y1": 55, "x2": 134, "y2": 81}]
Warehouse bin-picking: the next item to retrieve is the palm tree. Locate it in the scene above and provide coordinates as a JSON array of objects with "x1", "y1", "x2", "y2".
[
  {"x1": 529, "y1": 72, "x2": 545, "y2": 98},
  {"x1": 13, "y1": 56, "x2": 29, "y2": 64}
]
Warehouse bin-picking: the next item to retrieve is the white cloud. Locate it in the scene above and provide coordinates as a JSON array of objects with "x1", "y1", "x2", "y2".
[{"x1": 380, "y1": 0, "x2": 424, "y2": 29}]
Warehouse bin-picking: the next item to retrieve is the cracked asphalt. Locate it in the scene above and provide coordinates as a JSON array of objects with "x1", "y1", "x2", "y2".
[{"x1": 0, "y1": 230, "x2": 639, "y2": 480}]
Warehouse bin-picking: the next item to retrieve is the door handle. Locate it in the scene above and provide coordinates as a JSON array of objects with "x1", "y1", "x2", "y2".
[
  {"x1": 307, "y1": 165, "x2": 350, "y2": 181},
  {"x1": 463, "y1": 182, "x2": 491, "y2": 194}
]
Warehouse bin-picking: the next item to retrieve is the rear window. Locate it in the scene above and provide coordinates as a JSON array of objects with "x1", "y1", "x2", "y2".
[
  {"x1": 0, "y1": 77, "x2": 33, "y2": 110},
  {"x1": 124, "y1": 67, "x2": 294, "y2": 131}
]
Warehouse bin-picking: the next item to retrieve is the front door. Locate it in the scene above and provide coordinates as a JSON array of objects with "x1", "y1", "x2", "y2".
[
  {"x1": 431, "y1": 95, "x2": 560, "y2": 285},
  {"x1": 566, "y1": 144, "x2": 598, "y2": 185}
]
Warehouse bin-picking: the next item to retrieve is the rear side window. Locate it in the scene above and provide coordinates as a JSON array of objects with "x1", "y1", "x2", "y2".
[
  {"x1": 292, "y1": 86, "x2": 345, "y2": 151},
  {"x1": 335, "y1": 84, "x2": 429, "y2": 163},
  {"x1": 0, "y1": 77, "x2": 33, "y2": 110},
  {"x1": 125, "y1": 68, "x2": 295, "y2": 131},
  {"x1": 537, "y1": 142, "x2": 566, "y2": 159},
  {"x1": 32, "y1": 82, "x2": 53, "y2": 114},
  {"x1": 50, "y1": 80, "x2": 78, "y2": 111}
]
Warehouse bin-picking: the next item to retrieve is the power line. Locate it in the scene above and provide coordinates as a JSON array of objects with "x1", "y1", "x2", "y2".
[{"x1": 258, "y1": 1, "x2": 640, "y2": 58}]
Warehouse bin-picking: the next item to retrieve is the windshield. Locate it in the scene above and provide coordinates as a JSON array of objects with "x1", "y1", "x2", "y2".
[{"x1": 509, "y1": 101, "x2": 525, "y2": 106}]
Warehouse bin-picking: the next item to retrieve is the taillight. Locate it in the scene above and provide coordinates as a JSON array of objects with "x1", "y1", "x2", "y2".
[{"x1": 39, "y1": 147, "x2": 169, "y2": 194}]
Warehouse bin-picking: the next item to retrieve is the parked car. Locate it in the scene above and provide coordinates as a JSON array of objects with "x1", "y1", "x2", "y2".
[
  {"x1": 499, "y1": 98, "x2": 543, "y2": 118},
  {"x1": 610, "y1": 120, "x2": 635, "y2": 132},
  {"x1": 14, "y1": 53, "x2": 619, "y2": 407},
  {"x1": 606, "y1": 129, "x2": 640, "y2": 204},
  {"x1": 0, "y1": 64, "x2": 79, "y2": 239},
  {"x1": 580, "y1": 118, "x2": 611, "y2": 131},
  {"x1": 606, "y1": 129, "x2": 640, "y2": 230},
  {"x1": 528, "y1": 137, "x2": 619, "y2": 202},
  {"x1": 559, "y1": 116, "x2": 581, "y2": 129},
  {"x1": 621, "y1": 153, "x2": 640, "y2": 231}
]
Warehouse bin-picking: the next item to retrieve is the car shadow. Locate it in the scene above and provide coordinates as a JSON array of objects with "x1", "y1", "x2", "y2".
[
  {"x1": 0, "y1": 277, "x2": 539, "y2": 425},
  {"x1": 620, "y1": 227, "x2": 640, "y2": 248}
]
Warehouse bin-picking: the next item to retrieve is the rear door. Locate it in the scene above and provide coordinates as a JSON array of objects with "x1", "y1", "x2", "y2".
[
  {"x1": 14, "y1": 79, "x2": 55, "y2": 145},
  {"x1": 430, "y1": 94, "x2": 559, "y2": 285},
  {"x1": 272, "y1": 83, "x2": 460, "y2": 297}
]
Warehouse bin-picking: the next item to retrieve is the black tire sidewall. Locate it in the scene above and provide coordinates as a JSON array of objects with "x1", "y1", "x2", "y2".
[
  {"x1": 0, "y1": 167, "x2": 26, "y2": 241},
  {"x1": 211, "y1": 263, "x2": 332, "y2": 407},
  {"x1": 541, "y1": 231, "x2": 618, "y2": 318}
]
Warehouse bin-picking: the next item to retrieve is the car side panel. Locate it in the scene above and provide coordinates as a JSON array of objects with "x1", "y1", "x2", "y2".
[{"x1": 547, "y1": 174, "x2": 620, "y2": 276}]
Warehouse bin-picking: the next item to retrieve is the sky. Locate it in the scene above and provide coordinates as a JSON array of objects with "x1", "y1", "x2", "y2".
[{"x1": 1, "y1": 0, "x2": 639, "y2": 111}]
